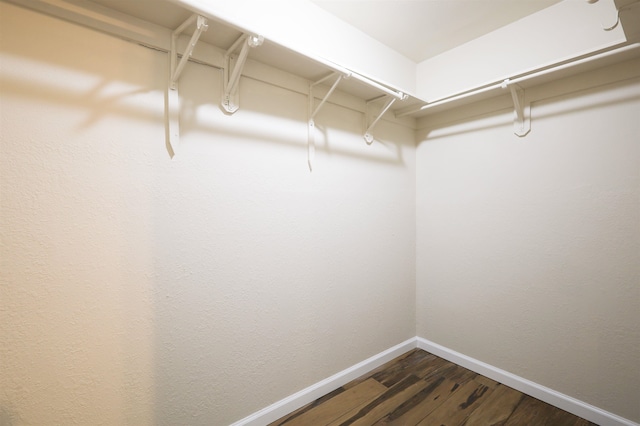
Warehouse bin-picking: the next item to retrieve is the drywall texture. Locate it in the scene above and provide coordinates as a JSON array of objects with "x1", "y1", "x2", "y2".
[
  {"x1": 416, "y1": 60, "x2": 640, "y2": 423},
  {"x1": 0, "y1": 4, "x2": 416, "y2": 425}
]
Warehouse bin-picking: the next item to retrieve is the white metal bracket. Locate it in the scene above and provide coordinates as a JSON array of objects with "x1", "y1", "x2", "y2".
[
  {"x1": 364, "y1": 95, "x2": 399, "y2": 144},
  {"x1": 502, "y1": 79, "x2": 531, "y2": 137},
  {"x1": 167, "y1": 14, "x2": 208, "y2": 157},
  {"x1": 222, "y1": 33, "x2": 264, "y2": 114},
  {"x1": 307, "y1": 72, "x2": 348, "y2": 171}
]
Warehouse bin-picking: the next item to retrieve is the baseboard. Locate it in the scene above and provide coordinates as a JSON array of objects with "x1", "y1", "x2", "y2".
[
  {"x1": 229, "y1": 337, "x2": 417, "y2": 426},
  {"x1": 231, "y1": 336, "x2": 637, "y2": 426},
  {"x1": 416, "y1": 337, "x2": 639, "y2": 426}
]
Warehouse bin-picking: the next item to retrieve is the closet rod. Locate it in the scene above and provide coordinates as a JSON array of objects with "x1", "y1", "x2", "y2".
[
  {"x1": 395, "y1": 42, "x2": 640, "y2": 118},
  {"x1": 321, "y1": 59, "x2": 406, "y2": 100}
]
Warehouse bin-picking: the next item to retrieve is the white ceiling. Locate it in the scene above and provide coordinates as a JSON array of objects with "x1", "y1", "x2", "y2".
[{"x1": 311, "y1": 0, "x2": 563, "y2": 63}]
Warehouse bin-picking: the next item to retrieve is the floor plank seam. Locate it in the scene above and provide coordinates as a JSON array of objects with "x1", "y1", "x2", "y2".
[{"x1": 272, "y1": 349, "x2": 598, "y2": 426}]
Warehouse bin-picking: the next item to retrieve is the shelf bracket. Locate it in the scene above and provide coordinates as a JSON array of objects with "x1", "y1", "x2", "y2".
[
  {"x1": 364, "y1": 95, "x2": 398, "y2": 144},
  {"x1": 502, "y1": 79, "x2": 531, "y2": 137},
  {"x1": 167, "y1": 14, "x2": 208, "y2": 157},
  {"x1": 222, "y1": 33, "x2": 264, "y2": 114},
  {"x1": 307, "y1": 72, "x2": 348, "y2": 171}
]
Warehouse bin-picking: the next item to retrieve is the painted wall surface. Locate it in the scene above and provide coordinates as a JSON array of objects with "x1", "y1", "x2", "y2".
[
  {"x1": 0, "y1": 3, "x2": 416, "y2": 425},
  {"x1": 416, "y1": 0, "x2": 627, "y2": 101},
  {"x1": 415, "y1": 60, "x2": 640, "y2": 422}
]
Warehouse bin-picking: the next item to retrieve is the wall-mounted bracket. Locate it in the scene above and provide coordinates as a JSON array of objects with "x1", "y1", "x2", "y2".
[
  {"x1": 167, "y1": 14, "x2": 208, "y2": 156},
  {"x1": 363, "y1": 94, "x2": 401, "y2": 144},
  {"x1": 222, "y1": 33, "x2": 264, "y2": 114},
  {"x1": 307, "y1": 72, "x2": 349, "y2": 171},
  {"x1": 502, "y1": 79, "x2": 531, "y2": 137},
  {"x1": 599, "y1": 0, "x2": 640, "y2": 31}
]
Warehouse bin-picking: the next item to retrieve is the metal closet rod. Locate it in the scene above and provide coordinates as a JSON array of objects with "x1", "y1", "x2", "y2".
[
  {"x1": 313, "y1": 56, "x2": 407, "y2": 101},
  {"x1": 396, "y1": 42, "x2": 640, "y2": 118}
]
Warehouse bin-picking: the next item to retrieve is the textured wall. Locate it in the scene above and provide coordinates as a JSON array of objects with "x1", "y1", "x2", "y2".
[
  {"x1": 0, "y1": 3, "x2": 416, "y2": 425},
  {"x1": 415, "y1": 60, "x2": 640, "y2": 423}
]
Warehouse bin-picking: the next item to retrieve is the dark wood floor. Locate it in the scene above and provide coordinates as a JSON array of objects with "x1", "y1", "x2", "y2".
[{"x1": 270, "y1": 349, "x2": 597, "y2": 426}]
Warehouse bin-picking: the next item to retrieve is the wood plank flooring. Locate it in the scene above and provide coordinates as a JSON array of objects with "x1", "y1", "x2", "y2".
[{"x1": 270, "y1": 349, "x2": 597, "y2": 426}]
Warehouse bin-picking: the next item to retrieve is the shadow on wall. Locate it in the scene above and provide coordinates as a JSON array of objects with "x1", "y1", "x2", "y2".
[
  {"x1": 2, "y1": 6, "x2": 416, "y2": 424},
  {"x1": 0, "y1": 407, "x2": 14, "y2": 426},
  {"x1": 417, "y1": 61, "x2": 640, "y2": 142},
  {"x1": 171, "y1": 59, "x2": 411, "y2": 167},
  {"x1": 419, "y1": 88, "x2": 640, "y2": 142},
  {"x1": 0, "y1": 53, "x2": 409, "y2": 168}
]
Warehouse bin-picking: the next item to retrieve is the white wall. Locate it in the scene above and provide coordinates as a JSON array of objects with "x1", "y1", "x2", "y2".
[
  {"x1": 416, "y1": 58, "x2": 640, "y2": 423},
  {"x1": 0, "y1": 3, "x2": 416, "y2": 425},
  {"x1": 3, "y1": 1, "x2": 640, "y2": 425}
]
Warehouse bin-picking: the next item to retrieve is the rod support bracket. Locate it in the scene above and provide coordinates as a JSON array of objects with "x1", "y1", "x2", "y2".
[
  {"x1": 502, "y1": 79, "x2": 531, "y2": 137},
  {"x1": 166, "y1": 14, "x2": 209, "y2": 157},
  {"x1": 222, "y1": 33, "x2": 264, "y2": 114},
  {"x1": 364, "y1": 95, "x2": 399, "y2": 144},
  {"x1": 307, "y1": 73, "x2": 345, "y2": 171}
]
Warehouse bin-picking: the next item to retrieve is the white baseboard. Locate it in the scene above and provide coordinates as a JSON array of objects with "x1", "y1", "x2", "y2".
[
  {"x1": 230, "y1": 337, "x2": 417, "y2": 426},
  {"x1": 231, "y1": 336, "x2": 638, "y2": 426},
  {"x1": 416, "y1": 337, "x2": 639, "y2": 426}
]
